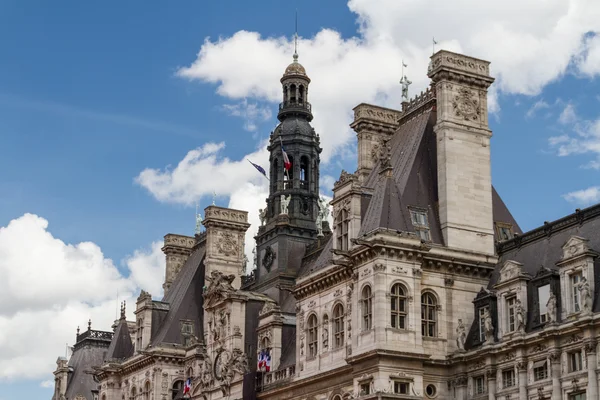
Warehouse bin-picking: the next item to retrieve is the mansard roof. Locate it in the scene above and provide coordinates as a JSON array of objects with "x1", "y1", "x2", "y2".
[
  {"x1": 151, "y1": 244, "x2": 206, "y2": 346},
  {"x1": 491, "y1": 203, "x2": 600, "y2": 289},
  {"x1": 62, "y1": 338, "x2": 110, "y2": 400},
  {"x1": 358, "y1": 105, "x2": 520, "y2": 244},
  {"x1": 105, "y1": 316, "x2": 134, "y2": 361}
]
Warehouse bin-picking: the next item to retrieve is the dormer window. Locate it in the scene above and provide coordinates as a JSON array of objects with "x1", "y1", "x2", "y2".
[
  {"x1": 495, "y1": 222, "x2": 514, "y2": 241},
  {"x1": 538, "y1": 285, "x2": 550, "y2": 323},
  {"x1": 336, "y1": 209, "x2": 349, "y2": 251},
  {"x1": 410, "y1": 208, "x2": 430, "y2": 241},
  {"x1": 181, "y1": 321, "x2": 194, "y2": 346},
  {"x1": 571, "y1": 272, "x2": 582, "y2": 312},
  {"x1": 478, "y1": 307, "x2": 488, "y2": 342},
  {"x1": 506, "y1": 296, "x2": 516, "y2": 332}
]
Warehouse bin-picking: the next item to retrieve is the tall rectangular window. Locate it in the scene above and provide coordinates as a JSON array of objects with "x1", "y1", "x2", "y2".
[
  {"x1": 410, "y1": 209, "x2": 431, "y2": 241},
  {"x1": 570, "y1": 350, "x2": 583, "y2": 372},
  {"x1": 570, "y1": 393, "x2": 586, "y2": 400},
  {"x1": 506, "y1": 297, "x2": 516, "y2": 332},
  {"x1": 571, "y1": 272, "x2": 582, "y2": 312},
  {"x1": 479, "y1": 307, "x2": 487, "y2": 342},
  {"x1": 474, "y1": 376, "x2": 485, "y2": 394},
  {"x1": 538, "y1": 285, "x2": 550, "y2": 323},
  {"x1": 533, "y1": 360, "x2": 548, "y2": 381},
  {"x1": 336, "y1": 210, "x2": 349, "y2": 251},
  {"x1": 502, "y1": 369, "x2": 515, "y2": 388}
]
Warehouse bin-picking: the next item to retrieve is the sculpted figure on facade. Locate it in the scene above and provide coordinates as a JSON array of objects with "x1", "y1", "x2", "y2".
[
  {"x1": 546, "y1": 289, "x2": 557, "y2": 323},
  {"x1": 280, "y1": 194, "x2": 290, "y2": 215},
  {"x1": 316, "y1": 196, "x2": 329, "y2": 237},
  {"x1": 515, "y1": 299, "x2": 525, "y2": 332},
  {"x1": 204, "y1": 270, "x2": 236, "y2": 304},
  {"x1": 199, "y1": 350, "x2": 214, "y2": 389},
  {"x1": 322, "y1": 320, "x2": 329, "y2": 350},
  {"x1": 577, "y1": 276, "x2": 592, "y2": 313},
  {"x1": 195, "y1": 212, "x2": 203, "y2": 235},
  {"x1": 259, "y1": 208, "x2": 267, "y2": 226},
  {"x1": 456, "y1": 319, "x2": 466, "y2": 351},
  {"x1": 483, "y1": 308, "x2": 494, "y2": 342}
]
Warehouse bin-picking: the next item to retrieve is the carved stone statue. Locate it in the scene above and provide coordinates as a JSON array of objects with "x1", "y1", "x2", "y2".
[
  {"x1": 546, "y1": 290, "x2": 557, "y2": 323},
  {"x1": 259, "y1": 208, "x2": 267, "y2": 226},
  {"x1": 577, "y1": 276, "x2": 592, "y2": 313},
  {"x1": 199, "y1": 350, "x2": 213, "y2": 388},
  {"x1": 456, "y1": 319, "x2": 466, "y2": 351},
  {"x1": 515, "y1": 299, "x2": 525, "y2": 332},
  {"x1": 195, "y1": 213, "x2": 203, "y2": 235},
  {"x1": 280, "y1": 195, "x2": 290, "y2": 215},
  {"x1": 204, "y1": 270, "x2": 236, "y2": 304},
  {"x1": 483, "y1": 308, "x2": 494, "y2": 343},
  {"x1": 316, "y1": 196, "x2": 330, "y2": 237},
  {"x1": 322, "y1": 325, "x2": 329, "y2": 350},
  {"x1": 399, "y1": 74, "x2": 412, "y2": 102}
]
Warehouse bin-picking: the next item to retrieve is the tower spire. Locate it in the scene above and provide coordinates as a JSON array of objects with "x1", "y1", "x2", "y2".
[{"x1": 293, "y1": 10, "x2": 298, "y2": 62}]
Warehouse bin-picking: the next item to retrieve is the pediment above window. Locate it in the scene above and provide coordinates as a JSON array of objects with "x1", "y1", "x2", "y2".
[
  {"x1": 499, "y1": 260, "x2": 524, "y2": 283},
  {"x1": 562, "y1": 236, "x2": 591, "y2": 260}
]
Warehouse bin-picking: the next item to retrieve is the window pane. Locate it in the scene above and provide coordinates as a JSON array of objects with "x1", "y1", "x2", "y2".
[{"x1": 538, "y1": 285, "x2": 550, "y2": 319}]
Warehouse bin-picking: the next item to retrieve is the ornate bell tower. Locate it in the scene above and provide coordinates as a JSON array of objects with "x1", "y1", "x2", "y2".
[{"x1": 250, "y1": 48, "x2": 323, "y2": 305}]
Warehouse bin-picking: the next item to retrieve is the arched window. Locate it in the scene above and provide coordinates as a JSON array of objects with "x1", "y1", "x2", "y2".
[
  {"x1": 273, "y1": 158, "x2": 279, "y2": 189},
  {"x1": 290, "y1": 84, "x2": 297, "y2": 104},
  {"x1": 422, "y1": 292, "x2": 437, "y2": 337},
  {"x1": 261, "y1": 335, "x2": 271, "y2": 350},
  {"x1": 299, "y1": 85, "x2": 305, "y2": 104},
  {"x1": 143, "y1": 381, "x2": 151, "y2": 400},
  {"x1": 130, "y1": 387, "x2": 136, "y2": 400},
  {"x1": 331, "y1": 395, "x2": 343, "y2": 400},
  {"x1": 172, "y1": 380, "x2": 183, "y2": 400},
  {"x1": 307, "y1": 314, "x2": 318, "y2": 357},
  {"x1": 102, "y1": 395, "x2": 106, "y2": 400},
  {"x1": 333, "y1": 304, "x2": 345, "y2": 348},
  {"x1": 391, "y1": 283, "x2": 407, "y2": 329},
  {"x1": 362, "y1": 285, "x2": 373, "y2": 330},
  {"x1": 283, "y1": 85, "x2": 289, "y2": 103},
  {"x1": 336, "y1": 209, "x2": 349, "y2": 251},
  {"x1": 300, "y1": 156, "x2": 309, "y2": 187}
]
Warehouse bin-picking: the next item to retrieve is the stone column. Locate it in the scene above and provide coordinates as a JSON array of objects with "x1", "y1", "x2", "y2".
[
  {"x1": 517, "y1": 361, "x2": 527, "y2": 400},
  {"x1": 550, "y1": 351, "x2": 562, "y2": 400},
  {"x1": 487, "y1": 369, "x2": 496, "y2": 400},
  {"x1": 455, "y1": 376, "x2": 468, "y2": 400},
  {"x1": 586, "y1": 341, "x2": 598, "y2": 400}
]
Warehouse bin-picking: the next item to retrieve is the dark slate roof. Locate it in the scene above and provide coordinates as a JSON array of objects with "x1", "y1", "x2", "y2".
[
  {"x1": 279, "y1": 324, "x2": 297, "y2": 367},
  {"x1": 106, "y1": 317, "x2": 134, "y2": 361},
  {"x1": 491, "y1": 204, "x2": 600, "y2": 287},
  {"x1": 297, "y1": 235, "x2": 333, "y2": 278},
  {"x1": 151, "y1": 245, "x2": 206, "y2": 346},
  {"x1": 64, "y1": 343, "x2": 107, "y2": 400},
  {"x1": 274, "y1": 117, "x2": 315, "y2": 138}
]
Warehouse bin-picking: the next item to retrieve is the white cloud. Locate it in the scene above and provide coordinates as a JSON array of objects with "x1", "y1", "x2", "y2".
[
  {"x1": 221, "y1": 99, "x2": 272, "y2": 132},
  {"x1": 559, "y1": 103, "x2": 577, "y2": 124},
  {"x1": 577, "y1": 33, "x2": 600, "y2": 77},
  {"x1": 0, "y1": 214, "x2": 163, "y2": 381},
  {"x1": 563, "y1": 186, "x2": 600, "y2": 205},
  {"x1": 124, "y1": 241, "x2": 166, "y2": 298},
  {"x1": 526, "y1": 99, "x2": 550, "y2": 118},
  {"x1": 40, "y1": 379, "x2": 54, "y2": 388}
]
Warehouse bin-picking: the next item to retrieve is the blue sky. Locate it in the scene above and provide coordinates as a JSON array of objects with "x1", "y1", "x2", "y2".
[{"x1": 0, "y1": 1, "x2": 599, "y2": 398}]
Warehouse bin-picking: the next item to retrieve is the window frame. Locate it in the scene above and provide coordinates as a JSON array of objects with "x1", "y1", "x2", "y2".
[
  {"x1": 569, "y1": 350, "x2": 583, "y2": 372},
  {"x1": 533, "y1": 361, "x2": 548, "y2": 381},
  {"x1": 506, "y1": 296, "x2": 516, "y2": 333},
  {"x1": 333, "y1": 304, "x2": 345, "y2": 349},
  {"x1": 361, "y1": 285, "x2": 373, "y2": 330},
  {"x1": 409, "y1": 208, "x2": 431, "y2": 242},
  {"x1": 307, "y1": 313, "x2": 318, "y2": 358},
  {"x1": 393, "y1": 381, "x2": 409, "y2": 395},
  {"x1": 390, "y1": 283, "x2": 408, "y2": 330},
  {"x1": 478, "y1": 307, "x2": 488, "y2": 342},
  {"x1": 502, "y1": 368, "x2": 515, "y2": 388},
  {"x1": 335, "y1": 209, "x2": 349, "y2": 251},
  {"x1": 421, "y1": 291, "x2": 437, "y2": 338},
  {"x1": 571, "y1": 271, "x2": 582, "y2": 313},
  {"x1": 474, "y1": 375, "x2": 485, "y2": 395}
]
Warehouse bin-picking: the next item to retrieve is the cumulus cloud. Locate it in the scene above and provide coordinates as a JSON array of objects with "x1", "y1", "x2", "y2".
[
  {"x1": 549, "y1": 104, "x2": 600, "y2": 161},
  {"x1": 577, "y1": 33, "x2": 600, "y2": 77},
  {"x1": 563, "y1": 186, "x2": 600, "y2": 205},
  {"x1": 221, "y1": 99, "x2": 272, "y2": 132},
  {"x1": 526, "y1": 99, "x2": 550, "y2": 119},
  {"x1": 0, "y1": 214, "x2": 164, "y2": 381},
  {"x1": 559, "y1": 103, "x2": 578, "y2": 124},
  {"x1": 124, "y1": 241, "x2": 166, "y2": 298}
]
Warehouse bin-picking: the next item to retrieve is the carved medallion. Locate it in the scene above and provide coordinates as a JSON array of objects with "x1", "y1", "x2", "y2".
[
  {"x1": 452, "y1": 88, "x2": 480, "y2": 121},
  {"x1": 262, "y1": 246, "x2": 276, "y2": 272},
  {"x1": 216, "y1": 232, "x2": 237, "y2": 257}
]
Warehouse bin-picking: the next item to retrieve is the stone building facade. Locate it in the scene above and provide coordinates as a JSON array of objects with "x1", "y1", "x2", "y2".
[{"x1": 52, "y1": 48, "x2": 600, "y2": 400}]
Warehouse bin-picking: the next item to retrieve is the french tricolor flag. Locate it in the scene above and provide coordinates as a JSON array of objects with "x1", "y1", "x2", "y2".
[
  {"x1": 280, "y1": 137, "x2": 291, "y2": 171},
  {"x1": 183, "y1": 377, "x2": 192, "y2": 396}
]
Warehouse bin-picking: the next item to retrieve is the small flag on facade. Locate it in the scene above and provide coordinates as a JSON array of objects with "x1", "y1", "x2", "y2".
[
  {"x1": 183, "y1": 377, "x2": 192, "y2": 395},
  {"x1": 247, "y1": 159, "x2": 268, "y2": 180}
]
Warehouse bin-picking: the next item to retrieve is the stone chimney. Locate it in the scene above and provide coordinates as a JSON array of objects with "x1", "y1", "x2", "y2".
[
  {"x1": 428, "y1": 50, "x2": 495, "y2": 255},
  {"x1": 350, "y1": 103, "x2": 401, "y2": 183},
  {"x1": 53, "y1": 356, "x2": 69, "y2": 400},
  {"x1": 161, "y1": 234, "x2": 195, "y2": 296},
  {"x1": 203, "y1": 206, "x2": 251, "y2": 289}
]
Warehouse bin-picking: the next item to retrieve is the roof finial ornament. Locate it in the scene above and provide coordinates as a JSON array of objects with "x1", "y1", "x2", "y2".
[
  {"x1": 121, "y1": 301, "x2": 126, "y2": 319},
  {"x1": 432, "y1": 37, "x2": 438, "y2": 55},
  {"x1": 88, "y1": 319, "x2": 92, "y2": 331},
  {"x1": 293, "y1": 9, "x2": 299, "y2": 63}
]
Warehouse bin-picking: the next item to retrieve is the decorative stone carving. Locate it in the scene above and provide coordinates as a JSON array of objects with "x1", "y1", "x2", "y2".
[
  {"x1": 483, "y1": 308, "x2": 494, "y2": 343},
  {"x1": 456, "y1": 319, "x2": 466, "y2": 351},
  {"x1": 585, "y1": 340, "x2": 597, "y2": 355},
  {"x1": 280, "y1": 194, "x2": 290, "y2": 215},
  {"x1": 500, "y1": 352, "x2": 516, "y2": 362},
  {"x1": 259, "y1": 208, "x2": 267, "y2": 226},
  {"x1": 211, "y1": 309, "x2": 229, "y2": 342},
  {"x1": 316, "y1": 196, "x2": 330, "y2": 237},
  {"x1": 373, "y1": 263, "x2": 386, "y2": 272},
  {"x1": 562, "y1": 236, "x2": 590, "y2": 259},
  {"x1": 546, "y1": 290, "x2": 557, "y2": 323},
  {"x1": 322, "y1": 315, "x2": 329, "y2": 350},
  {"x1": 259, "y1": 302, "x2": 276, "y2": 316},
  {"x1": 353, "y1": 104, "x2": 401, "y2": 125},
  {"x1": 204, "y1": 271, "x2": 236, "y2": 305},
  {"x1": 452, "y1": 87, "x2": 480, "y2": 121},
  {"x1": 308, "y1": 300, "x2": 316, "y2": 308},
  {"x1": 334, "y1": 288, "x2": 343, "y2": 297},
  {"x1": 499, "y1": 260, "x2": 523, "y2": 283},
  {"x1": 378, "y1": 137, "x2": 392, "y2": 169},
  {"x1": 515, "y1": 299, "x2": 525, "y2": 332},
  {"x1": 216, "y1": 231, "x2": 237, "y2": 257},
  {"x1": 74, "y1": 395, "x2": 86, "y2": 400},
  {"x1": 334, "y1": 170, "x2": 355, "y2": 187},
  {"x1": 576, "y1": 276, "x2": 592, "y2": 314},
  {"x1": 530, "y1": 343, "x2": 547, "y2": 354},
  {"x1": 258, "y1": 330, "x2": 272, "y2": 348},
  {"x1": 195, "y1": 213, "x2": 203, "y2": 235},
  {"x1": 262, "y1": 246, "x2": 276, "y2": 272}
]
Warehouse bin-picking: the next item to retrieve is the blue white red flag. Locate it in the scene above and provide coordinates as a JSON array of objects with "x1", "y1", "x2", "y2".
[
  {"x1": 183, "y1": 378, "x2": 192, "y2": 395},
  {"x1": 280, "y1": 137, "x2": 291, "y2": 171},
  {"x1": 265, "y1": 352, "x2": 271, "y2": 372},
  {"x1": 257, "y1": 349, "x2": 265, "y2": 369}
]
